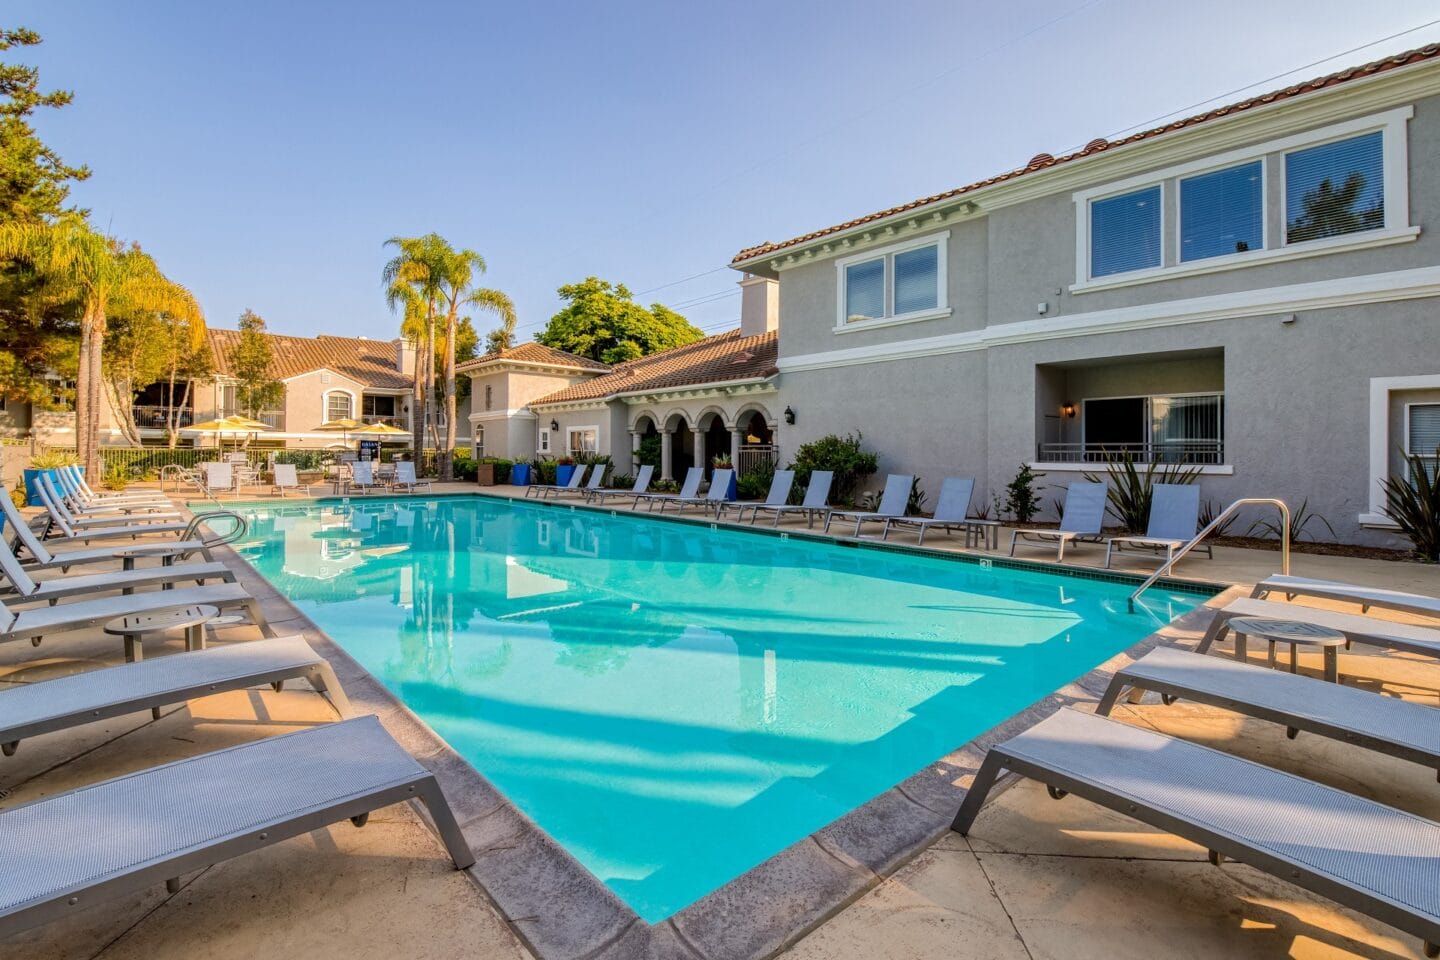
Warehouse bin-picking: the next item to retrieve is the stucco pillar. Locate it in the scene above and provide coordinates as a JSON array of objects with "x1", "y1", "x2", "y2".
[
  {"x1": 660, "y1": 430, "x2": 673, "y2": 481},
  {"x1": 630, "y1": 431, "x2": 641, "y2": 476},
  {"x1": 692, "y1": 428, "x2": 706, "y2": 472},
  {"x1": 730, "y1": 428, "x2": 742, "y2": 472}
]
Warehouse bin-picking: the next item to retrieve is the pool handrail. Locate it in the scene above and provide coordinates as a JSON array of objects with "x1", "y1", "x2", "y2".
[{"x1": 1128, "y1": 497, "x2": 1289, "y2": 612}]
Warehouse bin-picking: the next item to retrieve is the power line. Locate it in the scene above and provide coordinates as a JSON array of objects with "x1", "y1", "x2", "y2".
[{"x1": 634, "y1": 266, "x2": 733, "y2": 296}]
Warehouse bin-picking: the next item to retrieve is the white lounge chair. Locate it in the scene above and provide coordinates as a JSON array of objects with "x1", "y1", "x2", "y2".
[
  {"x1": 1, "y1": 583, "x2": 269, "y2": 653},
  {"x1": 747, "y1": 470, "x2": 833, "y2": 528},
  {"x1": 56, "y1": 466, "x2": 172, "y2": 510},
  {"x1": 825, "y1": 474, "x2": 913, "y2": 536},
  {"x1": 525, "y1": 464, "x2": 588, "y2": 500},
  {"x1": 200, "y1": 462, "x2": 235, "y2": 497},
  {"x1": 3, "y1": 492, "x2": 242, "y2": 571},
  {"x1": 1104, "y1": 483, "x2": 1208, "y2": 568},
  {"x1": 391, "y1": 461, "x2": 431, "y2": 494},
  {"x1": 1251, "y1": 576, "x2": 1440, "y2": 620},
  {"x1": 634, "y1": 466, "x2": 702, "y2": 511},
  {"x1": 721, "y1": 469, "x2": 794, "y2": 523},
  {"x1": 882, "y1": 476, "x2": 978, "y2": 546},
  {"x1": 0, "y1": 716, "x2": 473, "y2": 937},
  {"x1": 953, "y1": 708, "x2": 1440, "y2": 960},
  {"x1": 589, "y1": 465, "x2": 654, "y2": 504},
  {"x1": 271, "y1": 463, "x2": 317, "y2": 497},
  {"x1": 659, "y1": 468, "x2": 733, "y2": 515},
  {"x1": 1197, "y1": 597, "x2": 1440, "y2": 661},
  {"x1": 0, "y1": 635, "x2": 351, "y2": 757},
  {"x1": 61, "y1": 465, "x2": 167, "y2": 504},
  {"x1": 1009, "y1": 480, "x2": 1108, "y2": 561},
  {"x1": 35, "y1": 477, "x2": 192, "y2": 543},
  {"x1": 38, "y1": 475, "x2": 179, "y2": 529},
  {"x1": 345, "y1": 460, "x2": 384, "y2": 495},
  {"x1": 0, "y1": 534, "x2": 234, "y2": 606}
]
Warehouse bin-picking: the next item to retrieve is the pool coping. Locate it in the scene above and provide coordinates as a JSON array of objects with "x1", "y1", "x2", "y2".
[{"x1": 212, "y1": 492, "x2": 1237, "y2": 960}]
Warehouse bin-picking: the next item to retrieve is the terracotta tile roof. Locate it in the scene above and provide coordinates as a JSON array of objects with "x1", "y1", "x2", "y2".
[
  {"x1": 732, "y1": 43, "x2": 1440, "y2": 264},
  {"x1": 206, "y1": 329, "x2": 411, "y2": 390},
  {"x1": 531, "y1": 330, "x2": 779, "y2": 405},
  {"x1": 456, "y1": 341, "x2": 610, "y2": 373}
]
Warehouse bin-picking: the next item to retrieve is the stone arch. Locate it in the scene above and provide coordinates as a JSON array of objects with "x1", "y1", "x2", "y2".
[
  {"x1": 629, "y1": 409, "x2": 661, "y2": 433},
  {"x1": 693, "y1": 405, "x2": 733, "y2": 431}
]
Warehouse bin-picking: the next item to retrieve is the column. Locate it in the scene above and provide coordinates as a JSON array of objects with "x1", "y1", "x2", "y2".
[
  {"x1": 630, "y1": 431, "x2": 641, "y2": 476},
  {"x1": 730, "y1": 428, "x2": 742, "y2": 472},
  {"x1": 692, "y1": 428, "x2": 706, "y2": 473},
  {"x1": 660, "y1": 430, "x2": 673, "y2": 481}
]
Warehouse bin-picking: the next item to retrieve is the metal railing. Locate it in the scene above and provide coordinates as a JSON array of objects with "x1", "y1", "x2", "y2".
[
  {"x1": 1037, "y1": 441, "x2": 1225, "y2": 465},
  {"x1": 360, "y1": 414, "x2": 405, "y2": 429},
  {"x1": 1128, "y1": 497, "x2": 1290, "y2": 612},
  {"x1": 132, "y1": 405, "x2": 194, "y2": 428},
  {"x1": 738, "y1": 444, "x2": 777, "y2": 476}
]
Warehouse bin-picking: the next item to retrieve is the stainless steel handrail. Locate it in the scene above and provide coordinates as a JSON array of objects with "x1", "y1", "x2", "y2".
[{"x1": 1128, "y1": 497, "x2": 1289, "y2": 612}]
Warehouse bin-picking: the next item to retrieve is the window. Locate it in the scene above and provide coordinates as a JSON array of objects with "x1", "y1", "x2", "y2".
[
  {"x1": 1408, "y1": 403, "x2": 1440, "y2": 481},
  {"x1": 1090, "y1": 186, "x2": 1161, "y2": 277},
  {"x1": 835, "y1": 235, "x2": 948, "y2": 328},
  {"x1": 1180, "y1": 161, "x2": 1263, "y2": 261},
  {"x1": 326, "y1": 392, "x2": 353, "y2": 421},
  {"x1": 1285, "y1": 131, "x2": 1384, "y2": 244},
  {"x1": 567, "y1": 426, "x2": 598, "y2": 456},
  {"x1": 538, "y1": 429, "x2": 551, "y2": 454},
  {"x1": 844, "y1": 258, "x2": 884, "y2": 323},
  {"x1": 475, "y1": 425, "x2": 485, "y2": 458},
  {"x1": 1082, "y1": 393, "x2": 1224, "y2": 463},
  {"x1": 484, "y1": 384, "x2": 493, "y2": 411},
  {"x1": 361, "y1": 395, "x2": 395, "y2": 418}
]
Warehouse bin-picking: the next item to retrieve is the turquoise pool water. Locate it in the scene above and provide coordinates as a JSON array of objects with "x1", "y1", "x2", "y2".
[{"x1": 229, "y1": 495, "x2": 1204, "y2": 921}]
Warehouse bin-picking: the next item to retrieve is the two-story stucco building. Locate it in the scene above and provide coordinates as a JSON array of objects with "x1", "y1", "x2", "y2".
[{"x1": 721, "y1": 43, "x2": 1440, "y2": 546}]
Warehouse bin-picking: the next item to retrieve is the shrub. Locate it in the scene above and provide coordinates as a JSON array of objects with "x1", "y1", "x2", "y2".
[
  {"x1": 1382, "y1": 449, "x2": 1440, "y2": 561},
  {"x1": 273, "y1": 449, "x2": 328, "y2": 472},
  {"x1": 533, "y1": 458, "x2": 558, "y2": 485},
  {"x1": 29, "y1": 450, "x2": 79, "y2": 469},
  {"x1": 789, "y1": 433, "x2": 878, "y2": 507},
  {"x1": 906, "y1": 478, "x2": 927, "y2": 516},
  {"x1": 102, "y1": 462, "x2": 130, "y2": 491},
  {"x1": 996, "y1": 464, "x2": 1043, "y2": 524},
  {"x1": 607, "y1": 472, "x2": 634, "y2": 489},
  {"x1": 1083, "y1": 453, "x2": 1201, "y2": 534},
  {"x1": 637, "y1": 433, "x2": 662, "y2": 467},
  {"x1": 650, "y1": 477, "x2": 680, "y2": 494},
  {"x1": 711, "y1": 452, "x2": 733, "y2": 470},
  {"x1": 736, "y1": 458, "x2": 776, "y2": 501},
  {"x1": 1198, "y1": 499, "x2": 1241, "y2": 537},
  {"x1": 450, "y1": 452, "x2": 479, "y2": 481},
  {"x1": 1248, "y1": 498, "x2": 1336, "y2": 543},
  {"x1": 10, "y1": 482, "x2": 25, "y2": 509}
]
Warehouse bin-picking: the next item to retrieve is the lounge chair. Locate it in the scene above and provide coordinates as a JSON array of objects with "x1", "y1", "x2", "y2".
[
  {"x1": 1009, "y1": 480, "x2": 1108, "y2": 561},
  {"x1": 553, "y1": 463, "x2": 606, "y2": 500},
  {"x1": 35, "y1": 476, "x2": 192, "y2": 542},
  {"x1": 56, "y1": 466, "x2": 172, "y2": 509},
  {"x1": 200, "y1": 462, "x2": 235, "y2": 497},
  {"x1": 0, "y1": 534, "x2": 234, "y2": 606},
  {"x1": 1, "y1": 583, "x2": 269, "y2": 652},
  {"x1": 346, "y1": 460, "x2": 384, "y2": 495},
  {"x1": 659, "y1": 468, "x2": 733, "y2": 515},
  {"x1": 1196, "y1": 597, "x2": 1440, "y2": 660},
  {"x1": 721, "y1": 469, "x2": 794, "y2": 523},
  {"x1": 1252, "y1": 575, "x2": 1440, "y2": 619},
  {"x1": 1097, "y1": 645, "x2": 1440, "y2": 778},
  {"x1": 39, "y1": 475, "x2": 179, "y2": 529},
  {"x1": 747, "y1": 470, "x2": 834, "y2": 528},
  {"x1": 3, "y1": 493, "x2": 242, "y2": 572},
  {"x1": 391, "y1": 461, "x2": 432, "y2": 494},
  {"x1": 1104, "y1": 483, "x2": 1207, "y2": 568},
  {"x1": 952, "y1": 708, "x2": 1440, "y2": 959},
  {"x1": 0, "y1": 715, "x2": 474, "y2": 937},
  {"x1": 634, "y1": 466, "x2": 702, "y2": 510},
  {"x1": 61, "y1": 465, "x2": 166, "y2": 503},
  {"x1": 524, "y1": 464, "x2": 588, "y2": 500},
  {"x1": 0, "y1": 635, "x2": 351, "y2": 757},
  {"x1": 271, "y1": 463, "x2": 317, "y2": 497},
  {"x1": 824, "y1": 474, "x2": 913, "y2": 536},
  {"x1": 882, "y1": 476, "x2": 978, "y2": 546},
  {"x1": 588, "y1": 465, "x2": 654, "y2": 504}
]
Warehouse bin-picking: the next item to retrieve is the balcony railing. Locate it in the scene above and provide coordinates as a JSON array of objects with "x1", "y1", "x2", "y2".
[
  {"x1": 361, "y1": 415, "x2": 406, "y2": 429},
  {"x1": 133, "y1": 405, "x2": 194, "y2": 428},
  {"x1": 1036, "y1": 441, "x2": 1225, "y2": 465}
]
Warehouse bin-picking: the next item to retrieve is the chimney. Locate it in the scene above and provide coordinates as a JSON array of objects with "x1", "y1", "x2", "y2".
[
  {"x1": 739, "y1": 275, "x2": 778, "y2": 338},
  {"x1": 394, "y1": 338, "x2": 417, "y2": 375}
]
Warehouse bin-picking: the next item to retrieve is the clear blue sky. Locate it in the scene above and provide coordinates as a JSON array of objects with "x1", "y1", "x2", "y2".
[{"x1": 13, "y1": 1, "x2": 1440, "y2": 342}]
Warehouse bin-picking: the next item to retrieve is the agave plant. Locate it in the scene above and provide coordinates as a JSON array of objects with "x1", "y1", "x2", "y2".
[
  {"x1": 1248, "y1": 498, "x2": 1336, "y2": 543},
  {"x1": 1083, "y1": 454, "x2": 1201, "y2": 534},
  {"x1": 1381, "y1": 449, "x2": 1440, "y2": 562}
]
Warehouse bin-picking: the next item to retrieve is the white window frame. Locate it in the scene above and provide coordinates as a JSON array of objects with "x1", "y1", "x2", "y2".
[
  {"x1": 1362, "y1": 373, "x2": 1440, "y2": 527},
  {"x1": 1071, "y1": 106, "x2": 1415, "y2": 293},
  {"x1": 537, "y1": 428, "x2": 551, "y2": 454},
  {"x1": 475, "y1": 425, "x2": 485, "y2": 458},
  {"x1": 1177, "y1": 158, "x2": 1267, "y2": 265},
  {"x1": 324, "y1": 389, "x2": 355, "y2": 422},
  {"x1": 833, "y1": 232, "x2": 950, "y2": 333},
  {"x1": 567, "y1": 425, "x2": 599, "y2": 456}
]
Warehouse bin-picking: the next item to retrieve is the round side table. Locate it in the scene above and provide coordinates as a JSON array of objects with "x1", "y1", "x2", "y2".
[
  {"x1": 104, "y1": 604, "x2": 218, "y2": 664},
  {"x1": 1228, "y1": 616, "x2": 1347, "y2": 683},
  {"x1": 112, "y1": 545, "x2": 192, "y2": 594}
]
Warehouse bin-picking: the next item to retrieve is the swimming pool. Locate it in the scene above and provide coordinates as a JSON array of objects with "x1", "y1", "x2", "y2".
[{"x1": 231, "y1": 494, "x2": 1204, "y2": 921}]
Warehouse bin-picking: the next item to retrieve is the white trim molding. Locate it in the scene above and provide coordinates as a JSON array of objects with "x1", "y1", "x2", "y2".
[
  {"x1": 1361, "y1": 372, "x2": 1440, "y2": 528},
  {"x1": 468, "y1": 408, "x2": 537, "y2": 423},
  {"x1": 834, "y1": 231, "x2": 949, "y2": 332},
  {"x1": 1070, "y1": 106, "x2": 1414, "y2": 292},
  {"x1": 778, "y1": 264, "x2": 1440, "y2": 373}
]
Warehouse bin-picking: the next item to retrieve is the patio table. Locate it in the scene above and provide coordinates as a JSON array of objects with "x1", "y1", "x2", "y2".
[{"x1": 1228, "y1": 616, "x2": 1347, "y2": 683}]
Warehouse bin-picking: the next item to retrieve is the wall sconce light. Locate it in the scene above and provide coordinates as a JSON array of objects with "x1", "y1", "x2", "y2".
[
  {"x1": 783, "y1": 406, "x2": 796, "y2": 425},
  {"x1": 1061, "y1": 402, "x2": 1077, "y2": 419},
  {"x1": 550, "y1": 419, "x2": 560, "y2": 432}
]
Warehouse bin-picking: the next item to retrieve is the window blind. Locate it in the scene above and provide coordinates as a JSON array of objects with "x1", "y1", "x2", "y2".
[
  {"x1": 892, "y1": 244, "x2": 939, "y2": 315},
  {"x1": 1180, "y1": 161, "x2": 1263, "y2": 261},
  {"x1": 1285, "y1": 131, "x2": 1384, "y2": 243},
  {"x1": 844, "y1": 259, "x2": 884, "y2": 322},
  {"x1": 1090, "y1": 186, "x2": 1162, "y2": 277}
]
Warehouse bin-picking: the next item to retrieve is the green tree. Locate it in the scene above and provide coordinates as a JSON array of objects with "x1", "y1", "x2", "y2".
[
  {"x1": 485, "y1": 313, "x2": 516, "y2": 354},
  {"x1": 0, "y1": 27, "x2": 89, "y2": 223},
  {"x1": 432, "y1": 245, "x2": 513, "y2": 480},
  {"x1": 383, "y1": 234, "x2": 447, "y2": 457},
  {"x1": 229, "y1": 309, "x2": 282, "y2": 418},
  {"x1": 537, "y1": 277, "x2": 703, "y2": 364},
  {"x1": 1286, "y1": 172, "x2": 1384, "y2": 243}
]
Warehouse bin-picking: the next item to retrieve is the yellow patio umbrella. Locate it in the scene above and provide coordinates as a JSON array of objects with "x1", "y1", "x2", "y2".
[
  {"x1": 187, "y1": 414, "x2": 273, "y2": 451},
  {"x1": 354, "y1": 422, "x2": 410, "y2": 436},
  {"x1": 311, "y1": 417, "x2": 366, "y2": 444}
]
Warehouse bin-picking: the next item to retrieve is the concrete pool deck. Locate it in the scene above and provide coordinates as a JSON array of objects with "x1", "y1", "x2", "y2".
[{"x1": 5, "y1": 484, "x2": 1440, "y2": 958}]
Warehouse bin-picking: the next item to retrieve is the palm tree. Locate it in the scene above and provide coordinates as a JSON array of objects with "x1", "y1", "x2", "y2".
[
  {"x1": 0, "y1": 215, "x2": 197, "y2": 475},
  {"x1": 382, "y1": 234, "x2": 448, "y2": 460},
  {"x1": 433, "y1": 247, "x2": 513, "y2": 480}
]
